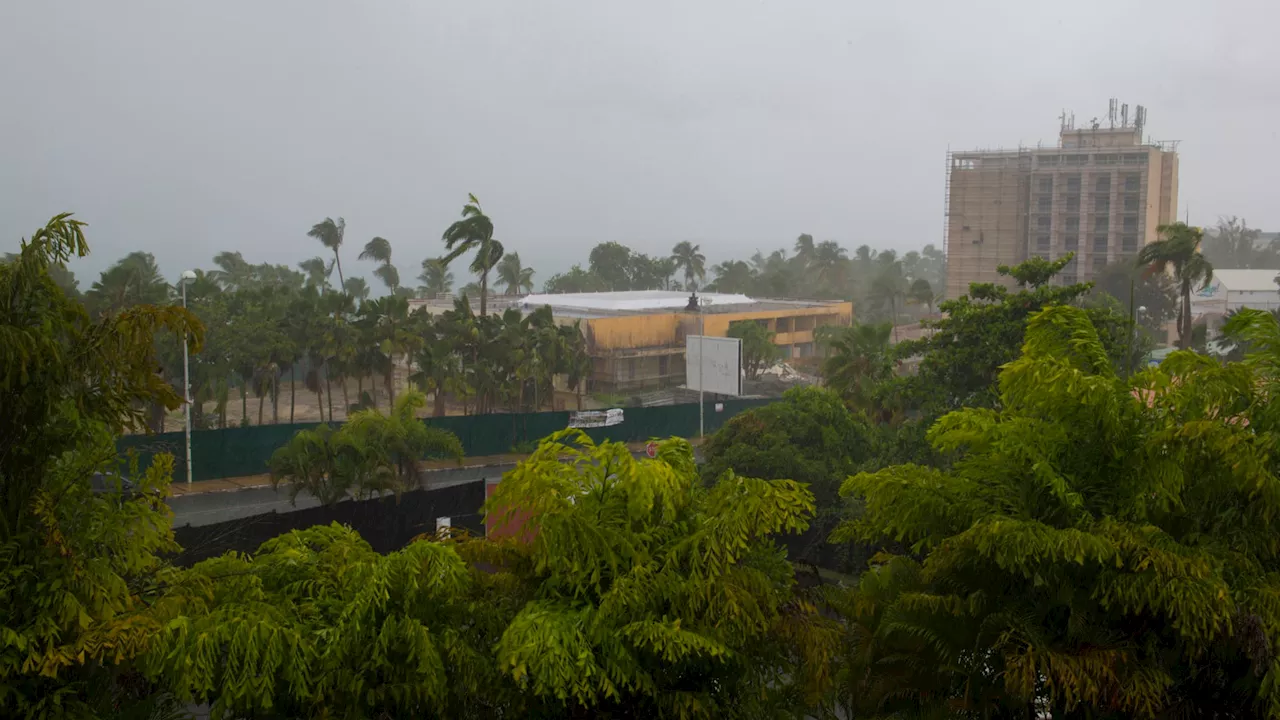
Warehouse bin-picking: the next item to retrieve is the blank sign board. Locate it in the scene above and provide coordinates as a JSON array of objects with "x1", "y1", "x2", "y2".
[{"x1": 686, "y1": 335, "x2": 742, "y2": 396}]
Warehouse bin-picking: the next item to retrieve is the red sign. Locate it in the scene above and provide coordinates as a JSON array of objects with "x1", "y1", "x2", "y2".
[{"x1": 645, "y1": 441, "x2": 659, "y2": 459}]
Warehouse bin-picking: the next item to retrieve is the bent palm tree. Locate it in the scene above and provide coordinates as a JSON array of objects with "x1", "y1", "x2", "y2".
[
  {"x1": 298, "y1": 256, "x2": 333, "y2": 292},
  {"x1": 670, "y1": 241, "x2": 706, "y2": 291},
  {"x1": 442, "y1": 195, "x2": 502, "y2": 315},
  {"x1": 307, "y1": 217, "x2": 347, "y2": 289},
  {"x1": 1137, "y1": 222, "x2": 1213, "y2": 349},
  {"x1": 496, "y1": 252, "x2": 535, "y2": 296}
]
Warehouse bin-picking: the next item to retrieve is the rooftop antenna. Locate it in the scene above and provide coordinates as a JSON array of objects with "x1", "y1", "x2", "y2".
[
  {"x1": 1121, "y1": 103, "x2": 1129, "y2": 128},
  {"x1": 1135, "y1": 105, "x2": 1146, "y2": 136},
  {"x1": 1109, "y1": 98, "x2": 1117, "y2": 129}
]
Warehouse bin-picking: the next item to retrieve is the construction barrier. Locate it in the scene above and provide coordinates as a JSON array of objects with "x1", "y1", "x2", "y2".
[{"x1": 117, "y1": 399, "x2": 774, "y2": 482}]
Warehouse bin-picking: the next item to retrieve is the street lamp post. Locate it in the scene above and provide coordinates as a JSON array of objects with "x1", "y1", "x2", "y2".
[
  {"x1": 686, "y1": 293, "x2": 711, "y2": 438},
  {"x1": 180, "y1": 270, "x2": 196, "y2": 484}
]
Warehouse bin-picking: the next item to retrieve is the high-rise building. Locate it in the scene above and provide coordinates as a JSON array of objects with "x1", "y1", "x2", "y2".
[{"x1": 944, "y1": 102, "x2": 1179, "y2": 299}]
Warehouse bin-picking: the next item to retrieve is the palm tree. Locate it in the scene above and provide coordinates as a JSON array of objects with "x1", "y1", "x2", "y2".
[
  {"x1": 209, "y1": 251, "x2": 254, "y2": 290},
  {"x1": 670, "y1": 241, "x2": 706, "y2": 291},
  {"x1": 811, "y1": 241, "x2": 849, "y2": 296},
  {"x1": 307, "y1": 217, "x2": 347, "y2": 290},
  {"x1": 908, "y1": 277, "x2": 935, "y2": 314},
  {"x1": 870, "y1": 260, "x2": 908, "y2": 337},
  {"x1": 793, "y1": 234, "x2": 816, "y2": 269},
  {"x1": 298, "y1": 256, "x2": 332, "y2": 292},
  {"x1": 360, "y1": 236, "x2": 400, "y2": 293},
  {"x1": 418, "y1": 258, "x2": 453, "y2": 298},
  {"x1": 496, "y1": 252, "x2": 535, "y2": 296},
  {"x1": 344, "y1": 277, "x2": 370, "y2": 302},
  {"x1": 708, "y1": 260, "x2": 756, "y2": 294},
  {"x1": 817, "y1": 323, "x2": 894, "y2": 416},
  {"x1": 442, "y1": 194, "x2": 502, "y2": 315},
  {"x1": 86, "y1": 251, "x2": 170, "y2": 315},
  {"x1": 1137, "y1": 222, "x2": 1213, "y2": 349}
]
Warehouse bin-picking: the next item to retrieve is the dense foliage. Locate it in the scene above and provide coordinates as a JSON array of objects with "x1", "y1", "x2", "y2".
[
  {"x1": 268, "y1": 390, "x2": 465, "y2": 505},
  {"x1": 832, "y1": 305, "x2": 1280, "y2": 718},
  {"x1": 151, "y1": 433, "x2": 831, "y2": 718},
  {"x1": 0, "y1": 215, "x2": 199, "y2": 719}
]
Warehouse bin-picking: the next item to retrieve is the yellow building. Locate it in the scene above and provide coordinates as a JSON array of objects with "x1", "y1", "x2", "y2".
[{"x1": 518, "y1": 291, "x2": 853, "y2": 394}]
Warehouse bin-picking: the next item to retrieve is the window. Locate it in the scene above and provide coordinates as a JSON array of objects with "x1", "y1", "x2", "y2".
[
  {"x1": 775, "y1": 317, "x2": 792, "y2": 333},
  {"x1": 1038, "y1": 177, "x2": 1053, "y2": 192},
  {"x1": 1035, "y1": 235, "x2": 1050, "y2": 253},
  {"x1": 1124, "y1": 174, "x2": 1141, "y2": 192},
  {"x1": 1121, "y1": 235, "x2": 1138, "y2": 253},
  {"x1": 1093, "y1": 235, "x2": 1108, "y2": 253},
  {"x1": 1092, "y1": 256, "x2": 1107, "y2": 273},
  {"x1": 954, "y1": 157, "x2": 977, "y2": 169},
  {"x1": 1065, "y1": 216, "x2": 1080, "y2": 232},
  {"x1": 1037, "y1": 196, "x2": 1052, "y2": 212},
  {"x1": 1095, "y1": 175, "x2": 1111, "y2": 192},
  {"x1": 658, "y1": 355, "x2": 669, "y2": 376},
  {"x1": 1121, "y1": 153, "x2": 1148, "y2": 165},
  {"x1": 1064, "y1": 154, "x2": 1088, "y2": 166},
  {"x1": 1095, "y1": 196, "x2": 1110, "y2": 213},
  {"x1": 1097, "y1": 154, "x2": 1119, "y2": 165},
  {"x1": 1063, "y1": 235, "x2": 1078, "y2": 251},
  {"x1": 1123, "y1": 215, "x2": 1138, "y2": 232},
  {"x1": 627, "y1": 358, "x2": 636, "y2": 381},
  {"x1": 1124, "y1": 194, "x2": 1140, "y2": 211},
  {"x1": 1037, "y1": 216, "x2": 1050, "y2": 230},
  {"x1": 1066, "y1": 176, "x2": 1081, "y2": 192},
  {"x1": 1095, "y1": 216, "x2": 1110, "y2": 232},
  {"x1": 1061, "y1": 273, "x2": 1077, "y2": 285},
  {"x1": 1039, "y1": 156, "x2": 1059, "y2": 169},
  {"x1": 1066, "y1": 195, "x2": 1080, "y2": 212}
]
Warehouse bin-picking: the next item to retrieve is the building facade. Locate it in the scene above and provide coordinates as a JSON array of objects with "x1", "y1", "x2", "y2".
[
  {"x1": 517, "y1": 291, "x2": 853, "y2": 395},
  {"x1": 945, "y1": 107, "x2": 1179, "y2": 299}
]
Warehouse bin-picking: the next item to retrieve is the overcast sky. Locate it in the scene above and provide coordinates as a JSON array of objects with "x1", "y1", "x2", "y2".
[{"x1": 2, "y1": 0, "x2": 1277, "y2": 289}]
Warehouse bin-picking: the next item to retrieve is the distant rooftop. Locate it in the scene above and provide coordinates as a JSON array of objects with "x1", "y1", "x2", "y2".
[
  {"x1": 1208, "y1": 269, "x2": 1280, "y2": 293},
  {"x1": 518, "y1": 290, "x2": 844, "y2": 318}
]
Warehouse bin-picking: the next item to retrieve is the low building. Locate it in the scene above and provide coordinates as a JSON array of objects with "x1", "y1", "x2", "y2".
[
  {"x1": 1190, "y1": 269, "x2": 1280, "y2": 326},
  {"x1": 517, "y1": 290, "x2": 853, "y2": 395}
]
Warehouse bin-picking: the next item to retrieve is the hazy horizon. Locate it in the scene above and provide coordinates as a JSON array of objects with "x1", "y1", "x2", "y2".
[{"x1": 3, "y1": 0, "x2": 1277, "y2": 289}]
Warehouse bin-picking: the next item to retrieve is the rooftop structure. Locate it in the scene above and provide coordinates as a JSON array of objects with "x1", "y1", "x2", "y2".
[{"x1": 944, "y1": 100, "x2": 1179, "y2": 299}]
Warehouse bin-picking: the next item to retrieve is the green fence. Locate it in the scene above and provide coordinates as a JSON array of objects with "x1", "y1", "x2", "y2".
[{"x1": 116, "y1": 399, "x2": 775, "y2": 482}]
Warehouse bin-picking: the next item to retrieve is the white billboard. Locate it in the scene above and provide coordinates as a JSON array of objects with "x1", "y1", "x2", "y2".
[{"x1": 686, "y1": 335, "x2": 742, "y2": 396}]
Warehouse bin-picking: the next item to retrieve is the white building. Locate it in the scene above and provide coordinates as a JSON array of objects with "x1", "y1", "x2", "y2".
[{"x1": 1190, "y1": 269, "x2": 1280, "y2": 324}]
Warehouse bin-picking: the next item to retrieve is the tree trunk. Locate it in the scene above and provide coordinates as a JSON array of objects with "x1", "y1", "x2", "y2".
[
  {"x1": 240, "y1": 385, "x2": 248, "y2": 426},
  {"x1": 358, "y1": 374, "x2": 367, "y2": 409},
  {"x1": 1180, "y1": 281, "x2": 1191, "y2": 349},
  {"x1": 257, "y1": 391, "x2": 265, "y2": 425},
  {"x1": 325, "y1": 371, "x2": 334, "y2": 423},
  {"x1": 339, "y1": 375, "x2": 350, "y2": 418},
  {"x1": 480, "y1": 271, "x2": 488, "y2": 316},
  {"x1": 290, "y1": 367, "x2": 296, "y2": 423},
  {"x1": 333, "y1": 250, "x2": 345, "y2": 290},
  {"x1": 386, "y1": 366, "x2": 396, "y2": 408},
  {"x1": 272, "y1": 372, "x2": 280, "y2": 424},
  {"x1": 433, "y1": 387, "x2": 446, "y2": 417}
]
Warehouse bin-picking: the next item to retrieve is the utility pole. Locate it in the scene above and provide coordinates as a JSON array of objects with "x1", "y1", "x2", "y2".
[{"x1": 180, "y1": 270, "x2": 196, "y2": 484}]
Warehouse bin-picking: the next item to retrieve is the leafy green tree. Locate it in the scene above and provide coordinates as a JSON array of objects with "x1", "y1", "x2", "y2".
[
  {"x1": 268, "y1": 389, "x2": 462, "y2": 505},
  {"x1": 1138, "y1": 222, "x2": 1213, "y2": 349},
  {"x1": 810, "y1": 240, "x2": 849, "y2": 297},
  {"x1": 495, "y1": 251, "x2": 535, "y2": 295},
  {"x1": 894, "y1": 254, "x2": 1137, "y2": 413},
  {"x1": 360, "y1": 235, "x2": 401, "y2": 293},
  {"x1": 417, "y1": 257, "x2": 454, "y2": 298},
  {"x1": 727, "y1": 319, "x2": 781, "y2": 380},
  {"x1": 1202, "y1": 215, "x2": 1279, "y2": 269},
  {"x1": 703, "y1": 387, "x2": 873, "y2": 572},
  {"x1": 587, "y1": 241, "x2": 634, "y2": 290},
  {"x1": 670, "y1": 240, "x2": 706, "y2": 291},
  {"x1": 307, "y1": 216, "x2": 348, "y2": 289},
  {"x1": 626, "y1": 252, "x2": 671, "y2": 291},
  {"x1": 485, "y1": 432, "x2": 835, "y2": 716},
  {"x1": 343, "y1": 275, "x2": 370, "y2": 302},
  {"x1": 442, "y1": 194, "x2": 502, "y2": 316},
  {"x1": 1089, "y1": 260, "x2": 1178, "y2": 336},
  {"x1": 834, "y1": 305, "x2": 1280, "y2": 718},
  {"x1": 542, "y1": 264, "x2": 606, "y2": 293},
  {"x1": 0, "y1": 213, "x2": 199, "y2": 719}
]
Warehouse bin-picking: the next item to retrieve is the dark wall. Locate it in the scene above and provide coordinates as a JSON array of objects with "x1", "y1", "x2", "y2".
[
  {"x1": 172, "y1": 480, "x2": 487, "y2": 566},
  {"x1": 120, "y1": 399, "x2": 773, "y2": 482}
]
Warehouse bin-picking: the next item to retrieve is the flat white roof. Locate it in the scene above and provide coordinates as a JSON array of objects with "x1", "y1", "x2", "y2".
[
  {"x1": 520, "y1": 290, "x2": 755, "y2": 312},
  {"x1": 1211, "y1": 269, "x2": 1280, "y2": 293}
]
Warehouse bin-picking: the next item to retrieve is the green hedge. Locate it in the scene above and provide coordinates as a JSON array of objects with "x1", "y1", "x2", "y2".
[{"x1": 116, "y1": 399, "x2": 773, "y2": 482}]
